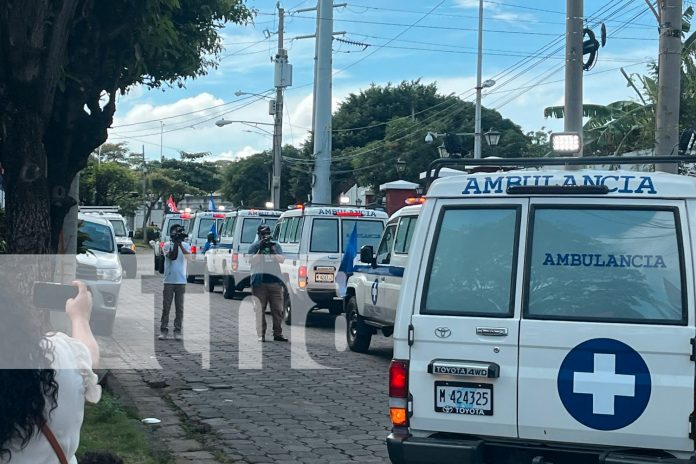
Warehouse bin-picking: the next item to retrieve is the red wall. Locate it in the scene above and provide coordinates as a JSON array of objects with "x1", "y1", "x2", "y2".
[{"x1": 384, "y1": 189, "x2": 416, "y2": 216}]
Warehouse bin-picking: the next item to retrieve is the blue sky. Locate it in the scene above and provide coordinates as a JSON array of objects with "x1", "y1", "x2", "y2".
[{"x1": 107, "y1": 0, "x2": 670, "y2": 162}]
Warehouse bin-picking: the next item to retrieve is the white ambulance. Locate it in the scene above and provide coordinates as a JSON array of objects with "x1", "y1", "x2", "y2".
[
  {"x1": 345, "y1": 203, "x2": 421, "y2": 353},
  {"x1": 183, "y1": 210, "x2": 226, "y2": 282},
  {"x1": 204, "y1": 208, "x2": 281, "y2": 298},
  {"x1": 388, "y1": 161, "x2": 696, "y2": 463},
  {"x1": 273, "y1": 205, "x2": 388, "y2": 324}
]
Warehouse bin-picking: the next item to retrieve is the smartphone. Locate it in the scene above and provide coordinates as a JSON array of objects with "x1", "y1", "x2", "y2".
[{"x1": 32, "y1": 282, "x2": 78, "y2": 311}]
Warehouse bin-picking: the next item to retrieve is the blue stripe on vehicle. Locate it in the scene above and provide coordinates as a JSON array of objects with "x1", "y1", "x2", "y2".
[{"x1": 352, "y1": 264, "x2": 404, "y2": 277}]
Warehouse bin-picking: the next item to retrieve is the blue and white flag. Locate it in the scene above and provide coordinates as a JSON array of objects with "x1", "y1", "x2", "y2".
[
  {"x1": 208, "y1": 194, "x2": 216, "y2": 211},
  {"x1": 336, "y1": 223, "x2": 358, "y2": 297},
  {"x1": 209, "y1": 221, "x2": 218, "y2": 240}
]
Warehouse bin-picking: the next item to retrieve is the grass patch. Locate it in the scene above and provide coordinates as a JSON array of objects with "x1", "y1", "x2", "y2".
[{"x1": 78, "y1": 390, "x2": 173, "y2": 464}]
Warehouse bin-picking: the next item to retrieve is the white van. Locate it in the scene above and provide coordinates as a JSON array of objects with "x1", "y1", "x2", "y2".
[
  {"x1": 274, "y1": 205, "x2": 388, "y2": 324},
  {"x1": 80, "y1": 207, "x2": 137, "y2": 278},
  {"x1": 204, "y1": 209, "x2": 281, "y2": 298},
  {"x1": 345, "y1": 204, "x2": 421, "y2": 353},
  {"x1": 183, "y1": 211, "x2": 226, "y2": 282},
  {"x1": 388, "y1": 164, "x2": 696, "y2": 463},
  {"x1": 76, "y1": 213, "x2": 123, "y2": 336}
]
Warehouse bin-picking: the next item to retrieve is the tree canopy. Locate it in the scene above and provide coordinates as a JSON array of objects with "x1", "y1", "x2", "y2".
[{"x1": 0, "y1": 0, "x2": 253, "y2": 253}]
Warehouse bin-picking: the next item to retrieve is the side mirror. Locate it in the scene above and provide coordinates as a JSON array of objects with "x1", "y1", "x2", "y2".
[
  {"x1": 128, "y1": 230, "x2": 134, "y2": 238},
  {"x1": 359, "y1": 245, "x2": 375, "y2": 265}
]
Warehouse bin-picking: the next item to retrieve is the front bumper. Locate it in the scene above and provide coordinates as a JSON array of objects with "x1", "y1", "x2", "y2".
[{"x1": 386, "y1": 433, "x2": 694, "y2": 464}]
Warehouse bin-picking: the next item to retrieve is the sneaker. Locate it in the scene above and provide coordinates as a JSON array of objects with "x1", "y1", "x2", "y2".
[
  {"x1": 273, "y1": 335, "x2": 288, "y2": 342},
  {"x1": 173, "y1": 333, "x2": 182, "y2": 341},
  {"x1": 157, "y1": 332, "x2": 168, "y2": 340}
]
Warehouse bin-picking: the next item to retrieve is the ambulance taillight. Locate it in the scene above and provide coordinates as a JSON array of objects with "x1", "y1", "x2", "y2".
[{"x1": 389, "y1": 360, "x2": 409, "y2": 427}]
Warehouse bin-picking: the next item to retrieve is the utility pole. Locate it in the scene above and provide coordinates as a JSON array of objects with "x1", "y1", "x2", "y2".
[
  {"x1": 564, "y1": 0, "x2": 584, "y2": 158},
  {"x1": 473, "y1": 0, "x2": 484, "y2": 159},
  {"x1": 160, "y1": 121, "x2": 164, "y2": 162},
  {"x1": 311, "y1": 0, "x2": 333, "y2": 205},
  {"x1": 141, "y1": 145, "x2": 148, "y2": 235},
  {"x1": 655, "y1": 0, "x2": 682, "y2": 173},
  {"x1": 272, "y1": 4, "x2": 287, "y2": 209}
]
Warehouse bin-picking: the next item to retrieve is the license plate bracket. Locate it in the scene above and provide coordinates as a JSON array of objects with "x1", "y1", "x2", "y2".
[{"x1": 434, "y1": 381, "x2": 493, "y2": 416}]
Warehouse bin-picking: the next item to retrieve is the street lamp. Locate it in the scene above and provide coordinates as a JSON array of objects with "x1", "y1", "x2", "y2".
[
  {"x1": 396, "y1": 158, "x2": 406, "y2": 174},
  {"x1": 484, "y1": 128, "x2": 501, "y2": 147}
]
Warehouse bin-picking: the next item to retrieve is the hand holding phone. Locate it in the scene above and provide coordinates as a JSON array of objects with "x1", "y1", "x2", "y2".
[
  {"x1": 32, "y1": 282, "x2": 78, "y2": 311},
  {"x1": 65, "y1": 280, "x2": 92, "y2": 322}
]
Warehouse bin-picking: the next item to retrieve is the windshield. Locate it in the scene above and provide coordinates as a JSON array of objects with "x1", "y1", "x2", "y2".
[
  {"x1": 109, "y1": 219, "x2": 127, "y2": 237},
  {"x1": 78, "y1": 220, "x2": 115, "y2": 253}
]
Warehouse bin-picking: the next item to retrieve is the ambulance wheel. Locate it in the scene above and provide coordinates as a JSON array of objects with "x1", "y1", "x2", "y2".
[
  {"x1": 283, "y1": 292, "x2": 292, "y2": 325},
  {"x1": 222, "y1": 276, "x2": 235, "y2": 300},
  {"x1": 346, "y1": 297, "x2": 371, "y2": 353},
  {"x1": 204, "y1": 269, "x2": 216, "y2": 292}
]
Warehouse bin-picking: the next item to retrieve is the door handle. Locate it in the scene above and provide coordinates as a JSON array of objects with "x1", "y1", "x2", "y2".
[{"x1": 476, "y1": 327, "x2": 508, "y2": 337}]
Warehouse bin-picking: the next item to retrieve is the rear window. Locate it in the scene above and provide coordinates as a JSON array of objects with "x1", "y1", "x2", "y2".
[
  {"x1": 197, "y1": 218, "x2": 217, "y2": 239},
  {"x1": 241, "y1": 218, "x2": 262, "y2": 243},
  {"x1": 310, "y1": 218, "x2": 339, "y2": 253},
  {"x1": 526, "y1": 207, "x2": 685, "y2": 324},
  {"x1": 422, "y1": 207, "x2": 519, "y2": 316},
  {"x1": 108, "y1": 219, "x2": 127, "y2": 237},
  {"x1": 341, "y1": 220, "x2": 384, "y2": 251},
  {"x1": 265, "y1": 218, "x2": 278, "y2": 231}
]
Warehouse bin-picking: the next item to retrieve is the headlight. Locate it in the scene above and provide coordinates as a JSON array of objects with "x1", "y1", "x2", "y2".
[{"x1": 96, "y1": 267, "x2": 122, "y2": 281}]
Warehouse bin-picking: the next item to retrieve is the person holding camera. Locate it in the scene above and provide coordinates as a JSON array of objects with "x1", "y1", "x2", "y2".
[
  {"x1": 247, "y1": 224, "x2": 287, "y2": 342},
  {"x1": 159, "y1": 224, "x2": 191, "y2": 341}
]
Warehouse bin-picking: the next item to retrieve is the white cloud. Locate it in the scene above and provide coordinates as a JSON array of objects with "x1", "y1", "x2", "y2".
[{"x1": 207, "y1": 146, "x2": 260, "y2": 161}]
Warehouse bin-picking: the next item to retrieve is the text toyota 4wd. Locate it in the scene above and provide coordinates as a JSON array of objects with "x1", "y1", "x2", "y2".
[{"x1": 388, "y1": 158, "x2": 696, "y2": 464}]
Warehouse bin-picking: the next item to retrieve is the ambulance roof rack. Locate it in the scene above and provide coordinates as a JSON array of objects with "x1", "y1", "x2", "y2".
[{"x1": 425, "y1": 155, "x2": 696, "y2": 188}]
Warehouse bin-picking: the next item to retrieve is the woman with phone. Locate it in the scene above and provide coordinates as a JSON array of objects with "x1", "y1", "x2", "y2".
[{"x1": 0, "y1": 278, "x2": 101, "y2": 464}]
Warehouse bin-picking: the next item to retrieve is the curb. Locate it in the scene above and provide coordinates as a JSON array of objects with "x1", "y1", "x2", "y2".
[{"x1": 103, "y1": 370, "x2": 224, "y2": 464}]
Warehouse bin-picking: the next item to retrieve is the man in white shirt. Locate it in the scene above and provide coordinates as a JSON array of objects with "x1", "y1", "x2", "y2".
[{"x1": 159, "y1": 224, "x2": 191, "y2": 341}]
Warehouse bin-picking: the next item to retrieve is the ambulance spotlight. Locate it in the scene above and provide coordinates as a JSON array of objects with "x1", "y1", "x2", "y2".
[
  {"x1": 339, "y1": 195, "x2": 350, "y2": 205},
  {"x1": 550, "y1": 132, "x2": 582, "y2": 154},
  {"x1": 264, "y1": 201, "x2": 274, "y2": 209}
]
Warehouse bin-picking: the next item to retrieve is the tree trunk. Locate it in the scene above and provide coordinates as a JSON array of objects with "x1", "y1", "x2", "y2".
[{"x1": 2, "y1": 113, "x2": 51, "y2": 254}]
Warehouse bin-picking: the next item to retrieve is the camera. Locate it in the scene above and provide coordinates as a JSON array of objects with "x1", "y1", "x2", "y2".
[
  {"x1": 170, "y1": 230, "x2": 188, "y2": 242},
  {"x1": 260, "y1": 234, "x2": 275, "y2": 253}
]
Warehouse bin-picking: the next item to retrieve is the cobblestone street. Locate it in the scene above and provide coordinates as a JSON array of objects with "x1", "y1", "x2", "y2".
[{"x1": 104, "y1": 256, "x2": 393, "y2": 463}]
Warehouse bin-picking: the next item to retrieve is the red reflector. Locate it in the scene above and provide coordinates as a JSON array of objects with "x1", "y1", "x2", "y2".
[
  {"x1": 404, "y1": 197, "x2": 426, "y2": 205},
  {"x1": 232, "y1": 252, "x2": 238, "y2": 271},
  {"x1": 298, "y1": 265, "x2": 308, "y2": 278},
  {"x1": 335, "y1": 211, "x2": 363, "y2": 217},
  {"x1": 191, "y1": 245, "x2": 197, "y2": 254},
  {"x1": 389, "y1": 360, "x2": 409, "y2": 398}
]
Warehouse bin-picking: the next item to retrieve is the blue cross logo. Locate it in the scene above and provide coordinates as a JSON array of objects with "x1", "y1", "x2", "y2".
[
  {"x1": 370, "y1": 279, "x2": 379, "y2": 305},
  {"x1": 557, "y1": 338, "x2": 651, "y2": 431}
]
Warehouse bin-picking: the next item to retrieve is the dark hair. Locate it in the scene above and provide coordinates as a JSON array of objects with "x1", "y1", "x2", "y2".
[
  {"x1": 169, "y1": 224, "x2": 181, "y2": 234},
  {"x1": 79, "y1": 451, "x2": 125, "y2": 464},
  {"x1": 257, "y1": 224, "x2": 271, "y2": 235},
  {"x1": 0, "y1": 274, "x2": 58, "y2": 459}
]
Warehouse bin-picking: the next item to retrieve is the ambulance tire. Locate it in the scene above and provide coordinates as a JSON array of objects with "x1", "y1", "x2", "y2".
[
  {"x1": 222, "y1": 276, "x2": 236, "y2": 300},
  {"x1": 346, "y1": 297, "x2": 371, "y2": 353},
  {"x1": 204, "y1": 269, "x2": 216, "y2": 292},
  {"x1": 283, "y1": 291, "x2": 292, "y2": 325}
]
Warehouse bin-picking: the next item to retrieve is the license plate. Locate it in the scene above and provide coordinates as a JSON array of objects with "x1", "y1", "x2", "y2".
[
  {"x1": 434, "y1": 381, "x2": 493, "y2": 416},
  {"x1": 315, "y1": 273, "x2": 334, "y2": 283}
]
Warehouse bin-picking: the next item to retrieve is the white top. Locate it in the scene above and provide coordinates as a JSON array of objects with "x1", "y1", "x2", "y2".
[
  {"x1": 1, "y1": 333, "x2": 101, "y2": 464},
  {"x1": 163, "y1": 241, "x2": 191, "y2": 284}
]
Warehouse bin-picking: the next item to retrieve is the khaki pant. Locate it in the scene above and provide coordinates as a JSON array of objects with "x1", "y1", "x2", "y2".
[
  {"x1": 251, "y1": 282, "x2": 284, "y2": 338},
  {"x1": 161, "y1": 283, "x2": 185, "y2": 334}
]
